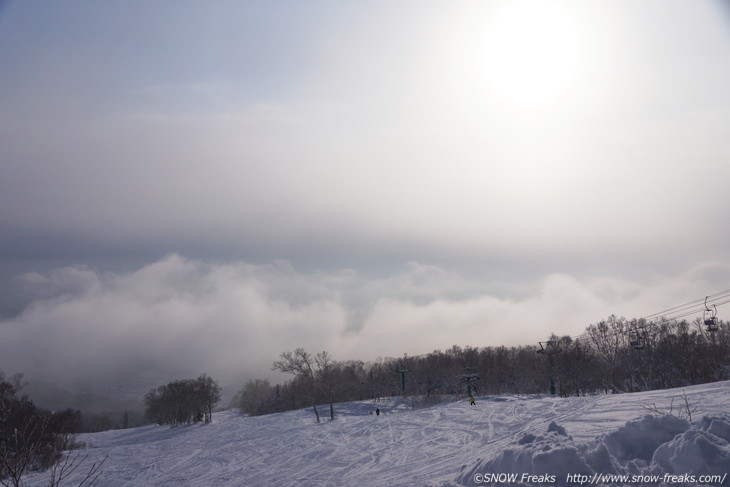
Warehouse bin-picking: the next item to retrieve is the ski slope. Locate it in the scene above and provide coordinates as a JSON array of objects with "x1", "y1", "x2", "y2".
[{"x1": 23, "y1": 381, "x2": 730, "y2": 486}]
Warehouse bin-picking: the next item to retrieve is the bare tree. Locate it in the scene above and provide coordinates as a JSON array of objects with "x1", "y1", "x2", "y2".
[
  {"x1": 586, "y1": 316, "x2": 626, "y2": 392},
  {"x1": 1, "y1": 373, "x2": 62, "y2": 487},
  {"x1": 315, "y1": 351, "x2": 337, "y2": 420},
  {"x1": 272, "y1": 348, "x2": 322, "y2": 422},
  {"x1": 195, "y1": 375, "x2": 221, "y2": 423},
  {"x1": 1, "y1": 416, "x2": 49, "y2": 487},
  {"x1": 47, "y1": 454, "x2": 108, "y2": 487}
]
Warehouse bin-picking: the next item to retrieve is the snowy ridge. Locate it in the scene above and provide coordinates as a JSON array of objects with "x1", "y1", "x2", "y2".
[
  {"x1": 22, "y1": 381, "x2": 730, "y2": 486},
  {"x1": 455, "y1": 415, "x2": 730, "y2": 486}
]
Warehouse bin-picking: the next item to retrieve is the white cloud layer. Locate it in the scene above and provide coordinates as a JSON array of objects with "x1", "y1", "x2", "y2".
[{"x1": 2, "y1": 255, "x2": 728, "y2": 386}]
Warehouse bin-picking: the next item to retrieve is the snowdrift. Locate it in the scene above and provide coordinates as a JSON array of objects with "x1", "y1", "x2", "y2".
[{"x1": 456, "y1": 415, "x2": 730, "y2": 486}]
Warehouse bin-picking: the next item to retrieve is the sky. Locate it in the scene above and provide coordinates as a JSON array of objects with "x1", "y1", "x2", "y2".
[{"x1": 1, "y1": 0, "x2": 730, "y2": 388}]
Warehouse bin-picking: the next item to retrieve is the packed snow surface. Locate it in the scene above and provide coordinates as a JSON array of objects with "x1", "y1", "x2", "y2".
[{"x1": 23, "y1": 381, "x2": 730, "y2": 486}]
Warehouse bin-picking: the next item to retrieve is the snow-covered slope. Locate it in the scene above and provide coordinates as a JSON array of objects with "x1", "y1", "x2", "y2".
[{"x1": 23, "y1": 382, "x2": 730, "y2": 486}]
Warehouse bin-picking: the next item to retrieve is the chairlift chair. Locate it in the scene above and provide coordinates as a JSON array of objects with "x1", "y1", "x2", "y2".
[
  {"x1": 704, "y1": 296, "x2": 719, "y2": 333},
  {"x1": 629, "y1": 338, "x2": 644, "y2": 350},
  {"x1": 629, "y1": 331, "x2": 645, "y2": 350}
]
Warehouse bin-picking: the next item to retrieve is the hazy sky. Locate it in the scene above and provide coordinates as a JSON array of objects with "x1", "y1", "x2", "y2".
[{"x1": 1, "y1": 0, "x2": 729, "y2": 385}]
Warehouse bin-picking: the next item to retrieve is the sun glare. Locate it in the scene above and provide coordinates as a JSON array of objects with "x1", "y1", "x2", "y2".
[{"x1": 484, "y1": 1, "x2": 579, "y2": 112}]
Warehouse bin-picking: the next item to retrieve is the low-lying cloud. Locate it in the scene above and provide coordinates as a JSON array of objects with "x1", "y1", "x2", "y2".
[{"x1": 2, "y1": 254, "x2": 728, "y2": 389}]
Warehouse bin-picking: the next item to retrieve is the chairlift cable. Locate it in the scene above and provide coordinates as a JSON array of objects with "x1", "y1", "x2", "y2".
[
  {"x1": 642, "y1": 292, "x2": 730, "y2": 323},
  {"x1": 641, "y1": 288, "x2": 730, "y2": 319},
  {"x1": 537, "y1": 289, "x2": 728, "y2": 349}
]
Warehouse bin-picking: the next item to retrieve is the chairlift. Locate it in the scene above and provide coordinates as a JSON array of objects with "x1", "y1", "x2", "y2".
[
  {"x1": 459, "y1": 372, "x2": 479, "y2": 382},
  {"x1": 629, "y1": 336, "x2": 644, "y2": 350},
  {"x1": 459, "y1": 368, "x2": 479, "y2": 396},
  {"x1": 629, "y1": 329, "x2": 645, "y2": 350},
  {"x1": 704, "y1": 296, "x2": 719, "y2": 332}
]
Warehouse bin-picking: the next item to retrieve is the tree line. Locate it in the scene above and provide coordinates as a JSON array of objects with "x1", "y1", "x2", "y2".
[
  {"x1": 143, "y1": 375, "x2": 221, "y2": 426},
  {"x1": 233, "y1": 316, "x2": 730, "y2": 418}
]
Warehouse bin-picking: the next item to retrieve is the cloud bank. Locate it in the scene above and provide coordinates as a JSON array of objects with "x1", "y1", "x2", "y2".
[{"x1": 2, "y1": 255, "x2": 728, "y2": 387}]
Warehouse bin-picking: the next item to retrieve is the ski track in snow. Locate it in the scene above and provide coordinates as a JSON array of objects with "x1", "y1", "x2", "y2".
[{"x1": 21, "y1": 381, "x2": 730, "y2": 487}]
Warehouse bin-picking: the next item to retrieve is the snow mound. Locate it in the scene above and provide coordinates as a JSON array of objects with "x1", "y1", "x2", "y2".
[
  {"x1": 652, "y1": 417, "x2": 730, "y2": 477},
  {"x1": 600, "y1": 414, "x2": 689, "y2": 464},
  {"x1": 456, "y1": 415, "x2": 730, "y2": 486},
  {"x1": 456, "y1": 421, "x2": 591, "y2": 486}
]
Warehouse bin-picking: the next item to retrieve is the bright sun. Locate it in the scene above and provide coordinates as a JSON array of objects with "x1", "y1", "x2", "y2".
[{"x1": 484, "y1": 1, "x2": 579, "y2": 112}]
